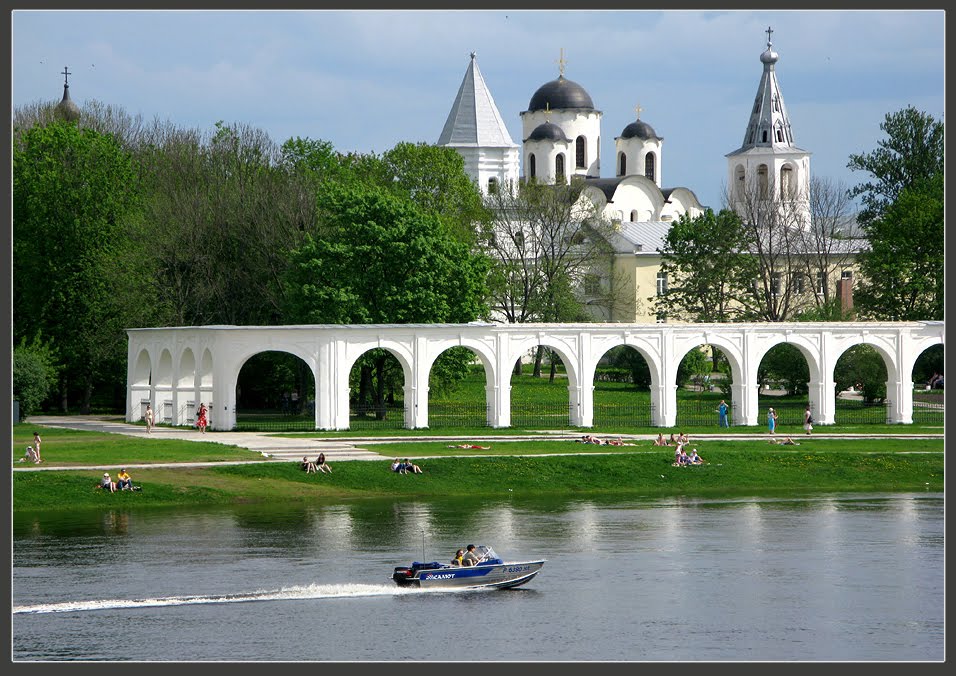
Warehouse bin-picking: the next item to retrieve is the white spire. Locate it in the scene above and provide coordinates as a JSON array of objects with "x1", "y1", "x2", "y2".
[{"x1": 437, "y1": 52, "x2": 517, "y2": 148}]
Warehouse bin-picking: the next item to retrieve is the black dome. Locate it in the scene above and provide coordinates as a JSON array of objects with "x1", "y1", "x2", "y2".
[
  {"x1": 525, "y1": 121, "x2": 569, "y2": 143},
  {"x1": 619, "y1": 120, "x2": 659, "y2": 140},
  {"x1": 527, "y1": 76, "x2": 595, "y2": 112}
]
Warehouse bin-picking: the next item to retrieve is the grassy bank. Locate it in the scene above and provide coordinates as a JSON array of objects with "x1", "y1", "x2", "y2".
[{"x1": 13, "y1": 429, "x2": 943, "y2": 512}]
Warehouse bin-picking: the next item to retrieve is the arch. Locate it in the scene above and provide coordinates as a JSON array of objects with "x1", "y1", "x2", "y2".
[
  {"x1": 488, "y1": 176, "x2": 499, "y2": 194},
  {"x1": 630, "y1": 209, "x2": 639, "y2": 222},
  {"x1": 555, "y1": 153, "x2": 566, "y2": 181},
  {"x1": 644, "y1": 152, "x2": 655, "y2": 183},
  {"x1": 618, "y1": 151, "x2": 626, "y2": 177},
  {"x1": 133, "y1": 349, "x2": 152, "y2": 387},
  {"x1": 757, "y1": 164, "x2": 769, "y2": 198},
  {"x1": 178, "y1": 348, "x2": 196, "y2": 389},
  {"x1": 234, "y1": 349, "x2": 316, "y2": 429},
  {"x1": 344, "y1": 344, "x2": 414, "y2": 428},
  {"x1": 589, "y1": 343, "x2": 658, "y2": 428},
  {"x1": 576, "y1": 135, "x2": 586, "y2": 169},
  {"x1": 910, "y1": 343, "x2": 944, "y2": 425},
  {"x1": 831, "y1": 339, "x2": 897, "y2": 424},
  {"x1": 200, "y1": 349, "x2": 213, "y2": 388},
  {"x1": 156, "y1": 349, "x2": 173, "y2": 387},
  {"x1": 425, "y1": 345, "x2": 495, "y2": 428}
]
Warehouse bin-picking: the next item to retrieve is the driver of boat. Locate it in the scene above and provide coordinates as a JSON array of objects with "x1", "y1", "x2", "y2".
[
  {"x1": 450, "y1": 549, "x2": 464, "y2": 566},
  {"x1": 461, "y1": 544, "x2": 482, "y2": 566}
]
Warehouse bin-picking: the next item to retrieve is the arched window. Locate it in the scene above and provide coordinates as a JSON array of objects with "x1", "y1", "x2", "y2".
[
  {"x1": 630, "y1": 210, "x2": 639, "y2": 222},
  {"x1": 735, "y1": 165, "x2": 746, "y2": 199},
  {"x1": 618, "y1": 152, "x2": 626, "y2": 177},
  {"x1": 644, "y1": 153, "x2": 655, "y2": 183},
  {"x1": 488, "y1": 177, "x2": 499, "y2": 195},
  {"x1": 555, "y1": 153, "x2": 565, "y2": 181},
  {"x1": 575, "y1": 136, "x2": 586, "y2": 169},
  {"x1": 529, "y1": 154, "x2": 536, "y2": 178},
  {"x1": 762, "y1": 130, "x2": 768, "y2": 143},
  {"x1": 758, "y1": 164, "x2": 769, "y2": 199},
  {"x1": 780, "y1": 165, "x2": 794, "y2": 199},
  {"x1": 775, "y1": 127, "x2": 783, "y2": 142}
]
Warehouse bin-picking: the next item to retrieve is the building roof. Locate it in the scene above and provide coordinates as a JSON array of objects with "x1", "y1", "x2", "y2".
[
  {"x1": 610, "y1": 220, "x2": 673, "y2": 254},
  {"x1": 525, "y1": 121, "x2": 570, "y2": 143},
  {"x1": 527, "y1": 76, "x2": 595, "y2": 112},
  {"x1": 618, "y1": 119, "x2": 659, "y2": 140},
  {"x1": 438, "y1": 53, "x2": 517, "y2": 148}
]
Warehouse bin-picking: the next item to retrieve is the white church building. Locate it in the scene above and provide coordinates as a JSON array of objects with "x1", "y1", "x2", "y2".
[{"x1": 437, "y1": 30, "x2": 827, "y2": 323}]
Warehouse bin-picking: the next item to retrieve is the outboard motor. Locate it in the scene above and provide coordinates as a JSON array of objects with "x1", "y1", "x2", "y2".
[{"x1": 392, "y1": 566, "x2": 415, "y2": 586}]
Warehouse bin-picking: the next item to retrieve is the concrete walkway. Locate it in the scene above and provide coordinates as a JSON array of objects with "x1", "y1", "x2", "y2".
[{"x1": 15, "y1": 415, "x2": 942, "y2": 473}]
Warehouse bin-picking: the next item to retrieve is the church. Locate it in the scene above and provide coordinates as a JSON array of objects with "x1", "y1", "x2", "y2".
[{"x1": 437, "y1": 30, "x2": 821, "y2": 324}]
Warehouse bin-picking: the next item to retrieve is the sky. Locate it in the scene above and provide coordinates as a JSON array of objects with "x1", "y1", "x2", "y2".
[{"x1": 10, "y1": 8, "x2": 945, "y2": 210}]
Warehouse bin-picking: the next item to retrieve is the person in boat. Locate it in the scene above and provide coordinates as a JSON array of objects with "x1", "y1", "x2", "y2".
[
  {"x1": 302, "y1": 456, "x2": 317, "y2": 473},
  {"x1": 450, "y1": 549, "x2": 464, "y2": 566},
  {"x1": 315, "y1": 453, "x2": 332, "y2": 474},
  {"x1": 461, "y1": 544, "x2": 482, "y2": 566}
]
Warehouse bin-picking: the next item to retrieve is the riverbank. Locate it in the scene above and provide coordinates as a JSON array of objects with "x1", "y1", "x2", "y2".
[{"x1": 13, "y1": 430, "x2": 944, "y2": 512}]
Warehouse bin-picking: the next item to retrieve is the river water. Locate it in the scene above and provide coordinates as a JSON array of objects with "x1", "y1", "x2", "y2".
[{"x1": 11, "y1": 492, "x2": 944, "y2": 662}]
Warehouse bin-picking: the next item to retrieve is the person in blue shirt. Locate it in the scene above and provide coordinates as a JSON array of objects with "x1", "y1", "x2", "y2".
[{"x1": 717, "y1": 400, "x2": 729, "y2": 428}]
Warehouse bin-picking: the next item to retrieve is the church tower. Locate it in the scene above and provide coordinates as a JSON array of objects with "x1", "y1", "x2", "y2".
[
  {"x1": 614, "y1": 105, "x2": 663, "y2": 187},
  {"x1": 54, "y1": 65, "x2": 81, "y2": 123},
  {"x1": 726, "y1": 28, "x2": 811, "y2": 229},
  {"x1": 437, "y1": 52, "x2": 519, "y2": 195},
  {"x1": 520, "y1": 50, "x2": 601, "y2": 184}
]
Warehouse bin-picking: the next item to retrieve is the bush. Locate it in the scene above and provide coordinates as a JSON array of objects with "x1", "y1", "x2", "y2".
[{"x1": 12, "y1": 335, "x2": 59, "y2": 417}]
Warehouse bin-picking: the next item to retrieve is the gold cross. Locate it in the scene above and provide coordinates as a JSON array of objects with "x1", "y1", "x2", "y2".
[
  {"x1": 556, "y1": 48, "x2": 567, "y2": 77},
  {"x1": 635, "y1": 103, "x2": 644, "y2": 120}
]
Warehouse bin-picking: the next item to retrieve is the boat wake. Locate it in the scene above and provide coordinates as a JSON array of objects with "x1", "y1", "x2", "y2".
[{"x1": 13, "y1": 582, "x2": 474, "y2": 615}]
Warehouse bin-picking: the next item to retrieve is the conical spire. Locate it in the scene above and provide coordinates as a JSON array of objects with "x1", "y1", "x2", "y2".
[
  {"x1": 437, "y1": 52, "x2": 516, "y2": 148},
  {"x1": 54, "y1": 65, "x2": 81, "y2": 123},
  {"x1": 737, "y1": 27, "x2": 798, "y2": 151}
]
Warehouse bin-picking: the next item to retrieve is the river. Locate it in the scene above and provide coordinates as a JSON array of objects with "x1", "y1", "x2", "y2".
[{"x1": 11, "y1": 492, "x2": 944, "y2": 662}]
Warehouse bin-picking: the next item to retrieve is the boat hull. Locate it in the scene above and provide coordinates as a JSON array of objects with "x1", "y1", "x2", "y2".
[{"x1": 392, "y1": 560, "x2": 545, "y2": 590}]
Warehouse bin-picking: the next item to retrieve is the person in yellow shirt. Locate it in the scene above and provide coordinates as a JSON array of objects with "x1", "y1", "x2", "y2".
[{"x1": 116, "y1": 469, "x2": 133, "y2": 491}]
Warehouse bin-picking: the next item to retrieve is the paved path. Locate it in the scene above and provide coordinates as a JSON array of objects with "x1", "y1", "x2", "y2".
[{"x1": 15, "y1": 415, "x2": 942, "y2": 473}]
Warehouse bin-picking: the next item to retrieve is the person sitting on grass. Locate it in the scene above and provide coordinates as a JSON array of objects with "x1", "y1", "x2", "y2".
[
  {"x1": 673, "y1": 445, "x2": 685, "y2": 466},
  {"x1": 668, "y1": 433, "x2": 679, "y2": 446},
  {"x1": 654, "y1": 433, "x2": 667, "y2": 447},
  {"x1": 100, "y1": 472, "x2": 117, "y2": 493},
  {"x1": 116, "y1": 468, "x2": 133, "y2": 490},
  {"x1": 315, "y1": 453, "x2": 332, "y2": 474},
  {"x1": 402, "y1": 458, "x2": 423, "y2": 474},
  {"x1": 301, "y1": 456, "x2": 317, "y2": 473},
  {"x1": 679, "y1": 447, "x2": 690, "y2": 466},
  {"x1": 391, "y1": 459, "x2": 406, "y2": 474},
  {"x1": 20, "y1": 445, "x2": 40, "y2": 464},
  {"x1": 688, "y1": 449, "x2": 704, "y2": 465}
]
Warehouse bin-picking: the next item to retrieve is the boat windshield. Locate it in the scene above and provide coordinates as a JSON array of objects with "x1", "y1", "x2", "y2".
[{"x1": 475, "y1": 545, "x2": 498, "y2": 562}]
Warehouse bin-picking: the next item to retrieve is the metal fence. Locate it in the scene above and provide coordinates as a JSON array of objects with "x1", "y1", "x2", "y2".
[{"x1": 591, "y1": 403, "x2": 655, "y2": 428}]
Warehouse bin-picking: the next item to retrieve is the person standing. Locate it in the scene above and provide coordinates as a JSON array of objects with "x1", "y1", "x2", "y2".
[
  {"x1": 197, "y1": 402, "x2": 208, "y2": 434},
  {"x1": 717, "y1": 400, "x2": 729, "y2": 428},
  {"x1": 144, "y1": 404, "x2": 154, "y2": 433},
  {"x1": 803, "y1": 405, "x2": 813, "y2": 435},
  {"x1": 32, "y1": 431, "x2": 42, "y2": 461},
  {"x1": 767, "y1": 407, "x2": 778, "y2": 435}
]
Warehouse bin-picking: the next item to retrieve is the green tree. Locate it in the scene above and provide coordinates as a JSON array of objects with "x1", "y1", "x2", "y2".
[
  {"x1": 13, "y1": 121, "x2": 143, "y2": 412},
  {"x1": 654, "y1": 208, "x2": 757, "y2": 322},
  {"x1": 853, "y1": 173, "x2": 943, "y2": 320},
  {"x1": 757, "y1": 344, "x2": 810, "y2": 396},
  {"x1": 12, "y1": 336, "x2": 60, "y2": 418},
  {"x1": 847, "y1": 106, "x2": 944, "y2": 229},
  {"x1": 833, "y1": 345, "x2": 887, "y2": 404}
]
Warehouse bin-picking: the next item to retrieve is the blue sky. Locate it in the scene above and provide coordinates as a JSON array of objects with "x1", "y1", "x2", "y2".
[{"x1": 11, "y1": 9, "x2": 945, "y2": 209}]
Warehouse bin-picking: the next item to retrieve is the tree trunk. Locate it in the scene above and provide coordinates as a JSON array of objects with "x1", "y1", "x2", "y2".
[
  {"x1": 513, "y1": 358, "x2": 522, "y2": 376},
  {"x1": 81, "y1": 378, "x2": 93, "y2": 415},
  {"x1": 533, "y1": 345, "x2": 544, "y2": 378},
  {"x1": 549, "y1": 357, "x2": 557, "y2": 384},
  {"x1": 59, "y1": 375, "x2": 69, "y2": 413}
]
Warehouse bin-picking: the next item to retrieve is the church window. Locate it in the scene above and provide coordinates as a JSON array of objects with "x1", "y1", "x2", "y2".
[
  {"x1": 555, "y1": 153, "x2": 565, "y2": 181},
  {"x1": 488, "y1": 177, "x2": 499, "y2": 195},
  {"x1": 735, "y1": 166, "x2": 746, "y2": 199},
  {"x1": 656, "y1": 272, "x2": 668, "y2": 296},
  {"x1": 630, "y1": 210, "x2": 639, "y2": 222},
  {"x1": 529, "y1": 154, "x2": 536, "y2": 178},
  {"x1": 841, "y1": 270, "x2": 853, "y2": 280},
  {"x1": 775, "y1": 127, "x2": 783, "y2": 143},
  {"x1": 780, "y1": 165, "x2": 794, "y2": 199},
  {"x1": 618, "y1": 152, "x2": 626, "y2": 177},
  {"x1": 644, "y1": 153, "x2": 655, "y2": 182},
  {"x1": 762, "y1": 130, "x2": 768, "y2": 143},
  {"x1": 576, "y1": 136, "x2": 586, "y2": 169},
  {"x1": 758, "y1": 165, "x2": 769, "y2": 199}
]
